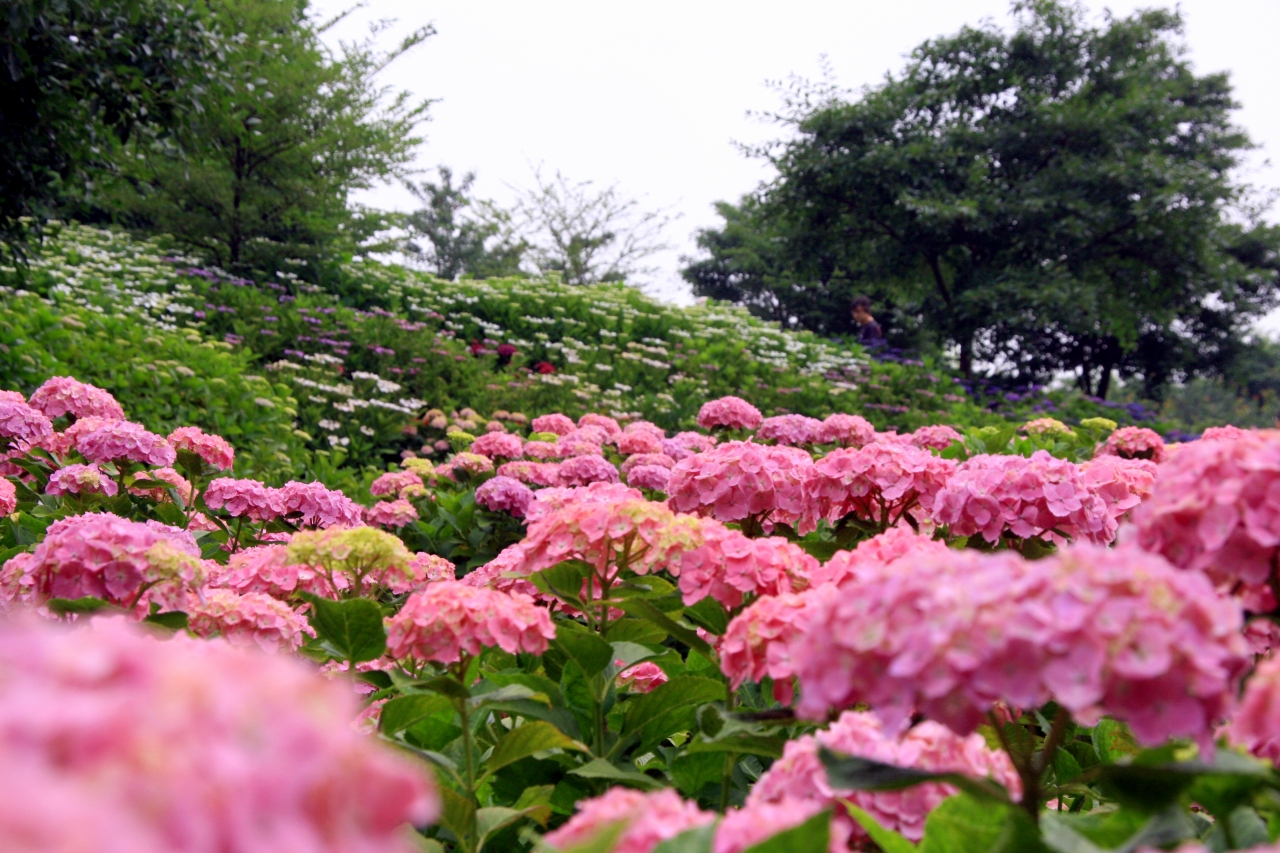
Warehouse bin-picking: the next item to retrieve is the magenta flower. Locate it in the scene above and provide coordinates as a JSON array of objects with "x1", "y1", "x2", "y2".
[
  {"x1": 28, "y1": 376, "x2": 125, "y2": 420},
  {"x1": 470, "y1": 431, "x2": 524, "y2": 459},
  {"x1": 578, "y1": 412, "x2": 622, "y2": 437},
  {"x1": 818, "y1": 413, "x2": 877, "y2": 448},
  {"x1": 667, "y1": 440, "x2": 816, "y2": 533},
  {"x1": 0, "y1": 399, "x2": 54, "y2": 445},
  {"x1": 677, "y1": 526, "x2": 818, "y2": 610},
  {"x1": 615, "y1": 430, "x2": 664, "y2": 455},
  {"x1": 187, "y1": 588, "x2": 314, "y2": 651},
  {"x1": 616, "y1": 661, "x2": 668, "y2": 693},
  {"x1": 278, "y1": 480, "x2": 364, "y2": 528},
  {"x1": 167, "y1": 426, "x2": 235, "y2": 470},
  {"x1": 626, "y1": 464, "x2": 672, "y2": 493},
  {"x1": 1097, "y1": 425, "x2": 1167, "y2": 462},
  {"x1": 697, "y1": 395, "x2": 763, "y2": 431},
  {"x1": 807, "y1": 442, "x2": 955, "y2": 530},
  {"x1": 556, "y1": 454, "x2": 620, "y2": 487},
  {"x1": 496, "y1": 460, "x2": 561, "y2": 486},
  {"x1": 620, "y1": 452, "x2": 677, "y2": 476},
  {"x1": 531, "y1": 413, "x2": 576, "y2": 436},
  {"x1": 365, "y1": 499, "x2": 419, "y2": 528},
  {"x1": 46, "y1": 463, "x2": 118, "y2": 497},
  {"x1": 756, "y1": 414, "x2": 823, "y2": 446},
  {"x1": 203, "y1": 477, "x2": 285, "y2": 521},
  {"x1": 0, "y1": 478, "x2": 14, "y2": 516},
  {"x1": 76, "y1": 421, "x2": 176, "y2": 467},
  {"x1": 476, "y1": 475, "x2": 535, "y2": 517}
]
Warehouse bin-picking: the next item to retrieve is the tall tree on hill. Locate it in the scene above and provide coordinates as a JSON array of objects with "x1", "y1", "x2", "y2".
[
  {"x1": 104, "y1": 0, "x2": 431, "y2": 273},
  {"x1": 683, "y1": 0, "x2": 1280, "y2": 397},
  {"x1": 403, "y1": 167, "x2": 527, "y2": 279},
  {"x1": 0, "y1": 0, "x2": 221, "y2": 262}
]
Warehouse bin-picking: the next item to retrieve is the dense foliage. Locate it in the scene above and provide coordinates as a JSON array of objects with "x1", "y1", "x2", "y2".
[{"x1": 684, "y1": 1, "x2": 1280, "y2": 397}]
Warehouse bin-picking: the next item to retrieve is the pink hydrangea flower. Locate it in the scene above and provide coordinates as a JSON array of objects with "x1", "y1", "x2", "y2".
[
  {"x1": 203, "y1": 477, "x2": 285, "y2": 521},
  {"x1": 365, "y1": 499, "x2": 419, "y2": 528},
  {"x1": 531, "y1": 413, "x2": 576, "y2": 436},
  {"x1": 544, "y1": 787, "x2": 715, "y2": 853},
  {"x1": 127, "y1": 467, "x2": 194, "y2": 504},
  {"x1": 558, "y1": 428, "x2": 608, "y2": 458},
  {"x1": 910, "y1": 424, "x2": 964, "y2": 451},
  {"x1": 1201, "y1": 425, "x2": 1256, "y2": 442},
  {"x1": 408, "y1": 552, "x2": 456, "y2": 584},
  {"x1": 627, "y1": 464, "x2": 671, "y2": 493},
  {"x1": 470, "y1": 431, "x2": 524, "y2": 459},
  {"x1": 1224, "y1": 655, "x2": 1280, "y2": 764},
  {"x1": 818, "y1": 413, "x2": 877, "y2": 448},
  {"x1": 44, "y1": 414, "x2": 117, "y2": 456},
  {"x1": 620, "y1": 452, "x2": 677, "y2": 475},
  {"x1": 476, "y1": 475, "x2": 535, "y2": 517},
  {"x1": 579, "y1": 413, "x2": 622, "y2": 437},
  {"x1": 672, "y1": 431, "x2": 717, "y2": 452},
  {"x1": 497, "y1": 460, "x2": 561, "y2": 486},
  {"x1": 697, "y1": 396, "x2": 763, "y2": 431},
  {"x1": 556, "y1": 454, "x2": 620, "y2": 487},
  {"x1": 807, "y1": 443, "x2": 955, "y2": 530},
  {"x1": 0, "y1": 478, "x2": 15, "y2": 516},
  {"x1": 1079, "y1": 455, "x2": 1157, "y2": 523},
  {"x1": 792, "y1": 543, "x2": 1250, "y2": 749},
  {"x1": 450, "y1": 452, "x2": 495, "y2": 475},
  {"x1": 715, "y1": 798, "x2": 839, "y2": 853},
  {"x1": 931, "y1": 451, "x2": 1112, "y2": 545},
  {"x1": 385, "y1": 581, "x2": 556, "y2": 664},
  {"x1": 459, "y1": 543, "x2": 542, "y2": 599},
  {"x1": 667, "y1": 440, "x2": 816, "y2": 532},
  {"x1": 1097, "y1": 426, "x2": 1168, "y2": 462},
  {"x1": 166, "y1": 426, "x2": 235, "y2": 470},
  {"x1": 278, "y1": 480, "x2": 364, "y2": 529},
  {"x1": 616, "y1": 430, "x2": 664, "y2": 455},
  {"x1": 720, "y1": 591, "x2": 813, "y2": 690},
  {"x1": 28, "y1": 376, "x2": 125, "y2": 421},
  {"x1": 524, "y1": 482, "x2": 643, "y2": 524},
  {"x1": 517, "y1": 492, "x2": 706, "y2": 582},
  {"x1": 744, "y1": 711, "x2": 1021, "y2": 843},
  {"x1": 370, "y1": 470, "x2": 424, "y2": 497},
  {"x1": 677, "y1": 526, "x2": 818, "y2": 610},
  {"x1": 624, "y1": 420, "x2": 666, "y2": 440},
  {"x1": 810, "y1": 526, "x2": 951, "y2": 587},
  {"x1": 617, "y1": 661, "x2": 668, "y2": 693},
  {"x1": 522, "y1": 440, "x2": 564, "y2": 460},
  {"x1": 46, "y1": 463, "x2": 118, "y2": 497},
  {"x1": 0, "y1": 399, "x2": 54, "y2": 445},
  {"x1": 187, "y1": 588, "x2": 314, "y2": 651},
  {"x1": 76, "y1": 421, "x2": 176, "y2": 467},
  {"x1": 1133, "y1": 430, "x2": 1280, "y2": 594},
  {"x1": 0, "y1": 615, "x2": 438, "y2": 850},
  {"x1": 10, "y1": 512, "x2": 201, "y2": 613},
  {"x1": 756, "y1": 414, "x2": 823, "y2": 446},
  {"x1": 207, "y1": 544, "x2": 345, "y2": 600},
  {"x1": 0, "y1": 390, "x2": 25, "y2": 405}
]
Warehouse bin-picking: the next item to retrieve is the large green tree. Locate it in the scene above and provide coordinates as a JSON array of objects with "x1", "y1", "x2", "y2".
[
  {"x1": 0, "y1": 0, "x2": 221, "y2": 261},
  {"x1": 684, "y1": 1, "x2": 1280, "y2": 396},
  {"x1": 105, "y1": 0, "x2": 431, "y2": 272}
]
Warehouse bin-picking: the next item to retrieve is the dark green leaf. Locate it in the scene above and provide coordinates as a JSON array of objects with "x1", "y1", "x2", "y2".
[
  {"x1": 481, "y1": 721, "x2": 588, "y2": 779},
  {"x1": 554, "y1": 622, "x2": 614, "y2": 679},
  {"x1": 46, "y1": 596, "x2": 113, "y2": 616},
  {"x1": 652, "y1": 823, "x2": 717, "y2": 853},
  {"x1": 380, "y1": 694, "x2": 453, "y2": 737},
  {"x1": 743, "y1": 808, "x2": 830, "y2": 853},
  {"x1": 300, "y1": 594, "x2": 386, "y2": 663},
  {"x1": 569, "y1": 758, "x2": 665, "y2": 790},
  {"x1": 684, "y1": 597, "x2": 729, "y2": 636},
  {"x1": 821, "y1": 749, "x2": 1013, "y2": 805},
  {"x1": 142, "y1": 610, "x2": 189, "y2": 630},
  {"x1": 623, "y1": 676, "x2": 726, "y2": 753},
  {"x1": 616, "y1": 598, "x2": 714, "y2": 657}
]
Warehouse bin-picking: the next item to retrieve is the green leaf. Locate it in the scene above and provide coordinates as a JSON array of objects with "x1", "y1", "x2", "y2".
[
  {"x1": 918, "y1": 794, "x2": 1043, "y2": 853},
  {"x1": 623, "y1": 676, "x2": 726, "y2": 753},
  {"x1": 300, "y1": 594, "x2": 386, "y2": 663},
  {"x1": 46, "y1": 596, "x2": 113, "y2": 616},
  {"x1": 481, "y1": 721, "x2": 588, "y2": 779},
  {"x1": 683, "y1": 597, "x2": 729, "y2": 636},
  {"x1": 670, "y1": 751, "x2": 724, "y2": 797},
  {"x1": 617, "y1": 598, "x2": 715, "y2": 657},
  {"x1": 603, "y1": 617, "x2": 670, "y2": 644},
  {"x1": 820, "y1": 749, "x2": 1013, "y2": 805},
  {"x1": 380, "y1": 694, "x2": 453, "y2": 737},
  {"x1": 476, "y1": 805, "x2": 547, "y2": 850},
  {"x1": 652, "y1": 823, "x2": 717, "y2": 853},
  {"x1": 846, "y1": 805, "x2": 917, "y2": 853},
  {"x1": 531, "y1": 560, "x2": 590, "y2": 609},
  {"x1": 554, "y1": 622, "x2": 614, "y2": 679},
  {"x1": 438, "y1": 787, "x2": 477, "y2": 852},
  {"x1": 743, "y1": 808, "x2": 830, "y2": 853},
  {"x1": 1041, "y1": 808, "x2": 1196, "y2": 853},
  {"x1": 1092, "y1": 718, "x2": 1140, "y2": 764},
  {"x1": 1097, "y1": 748, "x2": 1272, "y2": 813},
  {"x1": 610, "y1": 640, "x2": 661, "y2": 670},
  {"x1": 142, "y1": 610, "x2": 189, "y2": 631},
  {"x1": 682, "y1": 733, "x2": 786, "y2": 759},
  {"x1": 569, "y1": 757, "x2": 665, "y2": 790},
  {"x1": 419, "y1": 674, "x2": 471, "y2": 700}
]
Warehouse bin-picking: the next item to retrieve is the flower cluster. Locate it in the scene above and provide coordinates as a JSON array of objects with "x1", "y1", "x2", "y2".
[
  {"x1": 531, "y1": 413, "x2": 576, "y2": 435},
  {"x1": 0, "y1": 478, "x2": 15, "y2": 516},
  {"x1": 127, "y1": 466, "x2": 194, "y2": 503},
  {"x1": 76, "y1": 421, "x2": 176, "y2": 466},
  {"x1": 616, "y1": 661, "x2": 668, "y2": 693},
  {"x1": 204, "y1": 477, "x2": 285, "y2": 521},
  {"x1": 207, "y1": 544, "x2": 340, "y2": 599},
  {"x1": 667, "y1": 441, "x2": 815, "y2": 531},
  {"x1": 1097, "y1": 426, "x2": 1167, "y2": 462},
  {"x1": 46, "y1": 462, "x2": 118, "y2": 497},
  {"x1": 278, "y1": 481, "x2": 364, "y2": 528},
  {"x1": 792, "y1": 543, "x2": 1249, "y2": 748},
  {"x1": 756, "y1": 414, "x2": 823, "y2": 446},
  {"x1": 818, "y1": 413, "x2": 876, "y2": 447},
  {"x1": 28, "y1": 376, "x2": 125, "y2": 421},
  {"x1": 370, "y1": 469, "x2": 424, "y2": 497},
  {"x1": 808, "y1": 443, "x2": 955, "y2": 528},
  {"x1": 365, "y1": 498, "x2": 419, "y2": 528},
  {"x1": 696, "y1": 395, "x2": 763, "y2": 431},
  {"x1": 931, "y1": 450, "x2": 1112, "y2": 544},
  {"x1": 167, "y1": 426, "x2": 235, "y2": 470},
  {"x1": 555, "y1": 454, "x2": 620, "y2": 486},
  {"x1": 470, "y1": 431, "x2": 524, "y2": 459},
  {"x1": 186, "y1": 588, "x2": 314, "y2": 651},
  {"x1": 1133, "y1": 429, "x2": 1280, "y2": 594},
  {"x1": 385, "y1": 581, "x2": 556, "y2": 664},
  {"x1": 544, "y1": 787, "x2": 714, "y2": 853},
  {"x1": 475, "y1": 475, "x2": 535, "y2": 517},
  {"x1": 626, "y1": 464, "x2": 671, "y2": 493},
  {"x1": 0, "y1": 615, "x2": 437, "y2": 851},
  {"x1": 287, "y1": 527, "x2": 417, "y2": 596},
  {"x1": 677, "y1": 526, "x2": 817, "y2": 610},
  {"x1": 0, "y1": 399, "x2": 55, "y2": 445}
]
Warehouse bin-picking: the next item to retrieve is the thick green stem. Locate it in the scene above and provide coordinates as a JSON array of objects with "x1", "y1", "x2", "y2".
[
  {"x1": 719, "y1": 690, "x2": 737, "y2": 812},
  {"x1": 455, "y1": 658, "x2": 478, "y2": 853}
]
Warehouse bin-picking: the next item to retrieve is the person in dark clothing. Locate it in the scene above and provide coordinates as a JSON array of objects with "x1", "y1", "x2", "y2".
[{"x1": 851, "y1": 295, "x2": 884, "y2": 347}]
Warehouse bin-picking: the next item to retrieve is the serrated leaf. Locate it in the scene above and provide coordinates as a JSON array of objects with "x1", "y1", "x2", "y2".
[
  {"x1": 616, "y1": 598, "x2": 714, "y2": 657},
  {"x1": 531, "y1": 560, "x2": 590, "y2": 609},
  {"x1": 300, "y1": 594, "x2": 386, "y2": 663},
  {"x1": 380, "y1": 694, "x2": 453, "y2": 737},
  {"x1": 918, "y1": 793, "x2": 1043, "y2": 853},
  {"x1": 481, "y1": 721, "x2": 588, "y2": 780},
  {"x1": 47, "y1": 596, "x2": 113, "y2": 616},
  {"x1": 610, "y1": 640, "x2": 660, "y2": 670},
  {"x1": 438, "y1": 787, "x2": 476, "y2": 852},
  {"x1": 623, "y1": 676, "x2": 726, "y2": 753},
  {"x1": 554, "y1": 622, "x2": 614, "y2": 678},
  {"x1": 683, "y1": 597, "x2": 729, "y2": 636},
  {"x1": 743, "y1": 808, "x2": 830, "y2": 853}
]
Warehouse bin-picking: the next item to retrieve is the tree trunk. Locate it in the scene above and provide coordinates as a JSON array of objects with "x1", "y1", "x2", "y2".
[{"x1": 958, "y1": 336, "x2": 973, "y2": 376}]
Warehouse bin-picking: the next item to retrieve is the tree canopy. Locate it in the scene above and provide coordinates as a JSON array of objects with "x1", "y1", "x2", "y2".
[{"x1": 683, "y1": 0, "x2": 1280, "y2": 397}]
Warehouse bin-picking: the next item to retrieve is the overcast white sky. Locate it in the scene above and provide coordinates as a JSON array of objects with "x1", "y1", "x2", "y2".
[{"x1": 319, "y1": 0, "x2": 1280, "y2": 320}]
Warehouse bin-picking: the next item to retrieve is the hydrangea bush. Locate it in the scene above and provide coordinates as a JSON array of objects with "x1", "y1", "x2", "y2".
[{"x1": 5, "y1": 374, "x2": 1280, "y2": 853}]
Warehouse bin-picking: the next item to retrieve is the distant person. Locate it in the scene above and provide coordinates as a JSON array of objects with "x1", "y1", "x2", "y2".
[{"x1": 851, "y1": 295, "x2": 884, "y2": 347}]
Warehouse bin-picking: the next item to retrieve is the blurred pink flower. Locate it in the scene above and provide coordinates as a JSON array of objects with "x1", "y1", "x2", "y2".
[
  {"x1": 627, "y1": 464, "x2": 672, "y2": 493},
  {"x1": 0, "y1": 399, "x2": 54, "y2": 445},
  {"x1": 578, "y1": 413, "x2": 622, "y2": 437},
  {"x1": 818, "y1": 413, "x2": 877, "y2": 447},
  {"x1": 470, "y1": 431, "x2": 524, "y2": 459},
  {"x1": 407, "y1": 552, "x2": 456, "y2": 584},
  {"x1": 556, "y1": 454, "x2": 620, "y2": 487},
  {"x1": 127, "y1": 467, "x2": 194, "y2": 504},
  {"x1": 1224, "y1": 655, "x2": 1280, "y2": 764},
  {"x1": 365, "y1": 499, "x2": 419, "y2": 528},
  {"x1": 0, "y1": 478, "x2": 14, "y2": 516},
  {"x1": 910, "y1": 424, "x2": 964, "y2": 451},
  {"x1": 808, "y1": 443, "x2": 955, "y2": 530},
  {"x1": 370, "y1": 470, "x2": 424, "y2": 497},
  {"x1": 497, "y1": 459, "x2": 561, "y2": 486},
  {"x1": 206, "y1": 544, "x2": 341, "y2": 600},
  {"x1": 616, "y1": 430, "x2": 664, "y2": 455},
  {"x1": 544, "y1": 787, "x2": 714, "y2": 853},
  {"x1": 620, "y1": 452, "x2": 677, "y2": 476},
  {"x1": 697, "y1": 395, "x2": 763, "y2": 431},
  {"x1": 1097, "y1": 426, "x2": 1167, "y2": 462},
  {"x1": 0, "y1": 615, "x2": 438, "y2": 851},
  {"x1": 204, "y1": 477, "x2": 285, "y2": 521},
  {"x1": 757, "y1": 414, "x2": 823, "y2": 446},
  {"x1": 678, "y1": 526, "x2": 818, "y2": 610},
  {"x1": 810, "y1": 526, "x2": 950, "y2": 588},
  {"x1": 476, "y1": 475, "x2": 535, "y2": 517},
  {"x1": 531, "y1": 413, "x2": 576, "y2": 436}
]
